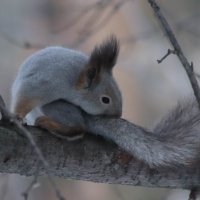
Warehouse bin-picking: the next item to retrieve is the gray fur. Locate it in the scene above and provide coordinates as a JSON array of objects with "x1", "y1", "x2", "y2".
[
  {"x1": 11, "y1": 47, "x2": 87, "y2": 106},
  {"x1": 41, "y1": 100, "x2": 85, "y2": 129},
  {"x1": 12, "y1": 37, "x2": 199, "y2": 168},
  {"x1": 11, "y1": 37, "x2": 122, "y2": 117},
  {"x1": 85, "y1": 98, "x2": 200, "y2": 168},
  {"x1": 32, "y1": 97, "x2": 200, "y2": 168}
]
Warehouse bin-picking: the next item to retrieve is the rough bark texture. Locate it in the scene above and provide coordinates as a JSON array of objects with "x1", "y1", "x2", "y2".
[{"x1": 0, "y1": 121, "x2": 200, "y2": 189}]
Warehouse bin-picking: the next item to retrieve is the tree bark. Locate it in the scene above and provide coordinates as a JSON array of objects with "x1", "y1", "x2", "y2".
[{"x1": 0, "y1": 121, "x2": 200, "y2": 189}]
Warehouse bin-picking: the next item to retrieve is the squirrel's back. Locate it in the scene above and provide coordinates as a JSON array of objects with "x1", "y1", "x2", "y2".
[
  {"x1": 16, "y1": 47, "x2": 88, "y2": 84},
  {"x1": 11, "y1": 47, "x2": 88, "y2": 109}
]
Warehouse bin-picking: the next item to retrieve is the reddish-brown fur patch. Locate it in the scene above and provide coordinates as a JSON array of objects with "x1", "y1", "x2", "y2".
[
  {"x1": 14, "y1": 98, "x2": 39, "y2": 118},
  {"x1": 75, "y1": 70, "x2": 86, "y2": 89},
  {"x1": 115, "y1": 149, "x2": 133, "y2": 165},
  {"x1": 35, "y1": 116, "x2": 85, "y2": 138}
]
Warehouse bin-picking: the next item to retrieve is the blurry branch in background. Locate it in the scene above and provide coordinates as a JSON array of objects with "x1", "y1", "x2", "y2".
[
  {"x1": 53, "y1": 0, "x2": 112, "y2": 34},
  {"x1": 0, "y1": 175, "x2": 9, "y2": 200},
  {"x1": 147, "y1": 0, "x2": 200, "y2": 199},
  {"x1": 0, "y1": 0, "x2": 131, "y2": 49},
  {"x1": 70, "y1": 0, "x2": 132, "y2": 48},
  {"x1": 0, "y1": 96, "x2": 65, "y2": 200},
  {"x1": 22, "y1": 173, "x2": 39, "y2": 200},
  {"x1": 157, "y1": 49, "x2": 176, "y2": 63},
  {"x1": 112, "y1": 186, "x2": 126, "y2": 200},
  {"x1": 147, "y1": 0, "x2": 200, "y2": 109},
  {"x1": 0, "y1": 29, "x2": 46, "y2": 50},
  {"x1": 162, "y1": 6, "x2": 200, "y2": 39},
  {"x1": 0, "y1": 0, "x2": 199, "y2": 50}
]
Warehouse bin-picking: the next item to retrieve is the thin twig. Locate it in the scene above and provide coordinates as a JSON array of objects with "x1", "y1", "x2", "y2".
[
  {"x1": 157, "y1": 49, "x2": 176, "y2": 63},
  {"x1": 22, "y1": 175, "x2": 39, "y2": 200},
  {"x1": 0, "y1": 30, "x2": 46, "y2": 50},
  {"x1": 147, "y1": 0, "x2": 200, "y2": 110},
  {"x1": 53, "y1": 0, "x2": 111, "y2": 34},
  {"x1": 112, "y1": 186, "x2": 126, "y2": 200},
  {"x1": 0, "y1": 95, "x2": 65, "y2": 200},
  {"x1": 78, "y1": 3, "x2": 108, "y2": 35},
  {"x1": 0, "y1": 0, "x2": 129, "y2": 50},
  {"x1": 147, "y1": 1, "x2": 200, "y2": 199},
  {"x1": 88, "y1": 0, "x2": 131, "y2": 33},
  {"x1": 70, "y1": 0, "x2": 130, "y2": 48}
]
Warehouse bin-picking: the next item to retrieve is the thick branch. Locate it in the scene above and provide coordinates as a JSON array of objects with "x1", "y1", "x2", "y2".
[{"x1": 0, "y1": 121, "x2": 200, "y2": 189}]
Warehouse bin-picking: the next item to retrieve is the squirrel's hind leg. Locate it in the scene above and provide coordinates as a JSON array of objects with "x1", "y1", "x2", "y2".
[
  {"x1": 35, "y1": 116, "x2": 85, "y2": 141},
  {"x1": 11, "y1": 97, "x2": 40, "y2": 120}
]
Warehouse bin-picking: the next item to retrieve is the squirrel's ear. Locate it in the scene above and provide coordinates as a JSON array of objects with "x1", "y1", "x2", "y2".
[
  {"x1": 75, "y1": 35, "x2": 119, "y2": 89},
  {"x1": 89, "y1": 35, "x2": 119, "y2": 72},
  {"x1": 75, "y1": 64, "x2": 101, "y2": 89}
]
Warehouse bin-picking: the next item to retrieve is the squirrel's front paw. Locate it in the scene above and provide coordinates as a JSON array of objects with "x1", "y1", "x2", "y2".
[{"x1": 13, "y1": 114, "x2": 27, "y2": 125}]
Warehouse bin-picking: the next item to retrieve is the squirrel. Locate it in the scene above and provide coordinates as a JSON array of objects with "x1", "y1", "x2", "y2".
[
  {"x1": 35, "y1": 97, "x2": 200, "y2": 168},
  {"x1": 11, "y1": 36, "x2": 122, "y2": 140},
  {"x1": 11, "y1": 35, "x2": 199, "y2": 168}
]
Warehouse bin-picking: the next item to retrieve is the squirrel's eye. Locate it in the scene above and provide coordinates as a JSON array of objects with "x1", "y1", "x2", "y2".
[{"x1": 101, "y1": 96, "x2": 110, "y2": 104}]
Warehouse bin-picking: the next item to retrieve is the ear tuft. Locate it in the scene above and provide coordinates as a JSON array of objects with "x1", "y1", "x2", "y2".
[{"x1": 89, "y1": 35, "x2": 119, "y2": 71}]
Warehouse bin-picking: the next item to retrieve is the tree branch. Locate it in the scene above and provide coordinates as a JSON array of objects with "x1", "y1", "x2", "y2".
[
  {"x1": 0, "y1": 96, "x2": 65, "y2": 200},
  {"x1": 147, "y1": 1, "x2": 200, "y2": 198},
  {"x1": 147, "y1": 0, "x2": 200, "y2": 109},
  {"x1": 0, "y1": 0, "x2": 200, "y2": 193},
  {"x1": 157, "y1": 49, "x2": 176, "y2": 63},
  {"x1": 0, "y1": 121, "x2": 200, "y2": 189}
]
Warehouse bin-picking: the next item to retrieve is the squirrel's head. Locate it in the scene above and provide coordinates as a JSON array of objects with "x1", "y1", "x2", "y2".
[{"x1": 75, "y1": 35, "x2": 122, "y2": 117}]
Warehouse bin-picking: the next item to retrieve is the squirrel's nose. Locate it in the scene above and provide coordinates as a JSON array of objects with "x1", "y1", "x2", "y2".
[
  {"x1": 115, "y1": 102, "x2": 122, "y2": 117},
  {"x1": 113, "y1": 107, "x2": 122, "y2": 117},
  {"x1": 116, "y1": 109, "x2": 122, "y2": 117}
]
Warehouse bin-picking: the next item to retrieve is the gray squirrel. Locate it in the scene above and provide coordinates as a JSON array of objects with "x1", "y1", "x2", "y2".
[
  {"x1": 11, "y1": 36, "x2": 122, "y2": 139},
  {"x1": 11, "y1": 35, "x2": 200, "y2": 168}
]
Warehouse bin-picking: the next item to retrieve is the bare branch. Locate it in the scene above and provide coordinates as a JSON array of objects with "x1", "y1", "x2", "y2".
[
  {"x1": 0, "y1": 120, "x2": 200, "y2": 188},
  {"x1": 0, "y1": 95, "x2": 65, "y2": 200},
  {"x1": 157, "y1": 49, "x2": 176, "y2": 64},
  {"x1": 53, "y1": 0, "x2": 111, "y2": 34},
  {"x1": 147, "y1": 0, "x2": 200, "y2": 109},
  {"x1": 112, "y1": 186, "x2": 126, "y2": 200},
  {"x1": 0, "y1": 0, "x2": 129, "y2": 50},
  {"x1": 147, "y1": 1, "x2": 200, "y2": 199},
  {"x1": 22, "y1": 175, "x2": 39, "y2": 200},
  {"x1": 88, "y1": 0, "x2": 131, "y2": 33},
  {"x1": 0, "y1": 30, "x2": 46, "y2": 50},
  {"x1": 70, "y1": 0, "x2": 131, "y2": 48},
  {"x1": 76, "y1": 0, "x2": 110, "y2": 35}
]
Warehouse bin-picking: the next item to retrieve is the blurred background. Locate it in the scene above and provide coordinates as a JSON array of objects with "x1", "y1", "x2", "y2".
[{"x1": 0, "y1": 0, "x2": 200, "y2": 199}]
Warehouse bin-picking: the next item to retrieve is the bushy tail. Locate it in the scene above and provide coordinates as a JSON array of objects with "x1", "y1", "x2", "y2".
[
  {"x1": 86, "y1": 98, "x2": 200, "y2": 168},
  {"x1": 150, "y1": 98, "x2": 200, "y2": 167}
]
